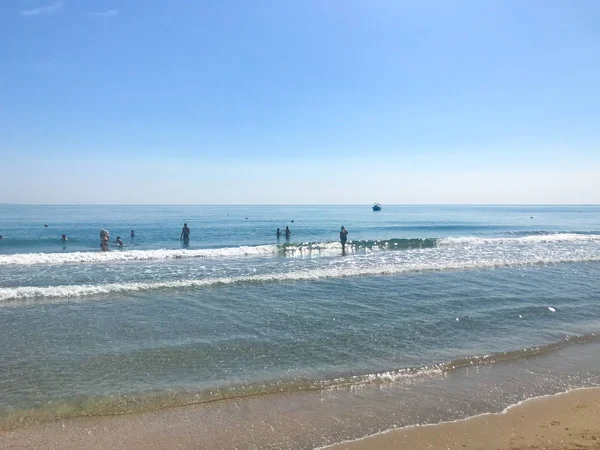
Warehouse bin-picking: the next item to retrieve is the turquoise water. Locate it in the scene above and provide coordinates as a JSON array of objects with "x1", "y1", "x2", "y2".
[{"x1": 1, "y1": 205, "x2": 600, "y2": 440}]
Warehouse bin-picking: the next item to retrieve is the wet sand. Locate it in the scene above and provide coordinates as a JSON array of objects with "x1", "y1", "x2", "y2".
[
  {"x1": 1, "y1": 388, "x2": 599, "y2": 449},
  {"x1": 328, "y1": 388, "x2": 600, "y2": 450}
]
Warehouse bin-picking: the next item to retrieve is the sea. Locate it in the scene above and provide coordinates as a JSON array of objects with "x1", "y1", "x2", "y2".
[{"x1": 1, "y1": 205, "x2": 599, "y2": 448}]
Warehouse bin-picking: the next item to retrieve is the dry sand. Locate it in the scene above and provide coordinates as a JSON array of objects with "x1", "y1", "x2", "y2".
[
  {"x1": 1, "y1": 388, "x2": 599, "y2": 449},
  {"x1": 328, "y1": 388, "x2": 600, "y2": 450}
]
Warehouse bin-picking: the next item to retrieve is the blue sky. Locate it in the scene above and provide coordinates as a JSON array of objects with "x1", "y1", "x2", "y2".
[{"x1": 1, "y1": 0, "x2": 599, "y2": 204}]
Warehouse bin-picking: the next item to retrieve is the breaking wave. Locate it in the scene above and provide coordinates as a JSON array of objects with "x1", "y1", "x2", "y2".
[
  {"x1": 1, "y1": 233, "x2": 599, "y2": 267},
  {"x1": 2, "y1": 251, "x2": 600, "y2": 303}
]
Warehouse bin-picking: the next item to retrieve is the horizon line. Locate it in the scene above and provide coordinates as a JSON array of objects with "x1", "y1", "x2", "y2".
[{"x1": 0, "y1": 203, "x2": 598, "y2": 207}]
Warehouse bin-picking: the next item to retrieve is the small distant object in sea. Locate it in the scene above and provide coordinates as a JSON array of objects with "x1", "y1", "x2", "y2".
[
  {"x1": 530, "y1": 216, "x2": 533, "y2": 219},
  {"x1": 44, "y1": 224, "x2": 49, "y2": 227},
  {"x1": 276, "y1": 228, "x2": 281, "y2": 238},
  {"x1": 373, "y1": 203, "x2": 382, "y2": 211},
  {"x1": 130, "y1": 229, "x2": 135, "y2": 238},
  {"x1": 245, "y1": 217, "x2": 248, "y2": 220},
  {"x1": 61, "y1": 234, "x2": 68, "y2": 241},
  {"x1": 116, "y1": 236, "x2": 124, "y2": 247},
  {"x1": 291, "y1": 220, "x2": 294, "y2": 223},
  {"x1": 548, "y1": 306, "x2": 556, "y2": 312},
  {"x1": 0, "y1": 235, "x2": 3, "y2": 240}
]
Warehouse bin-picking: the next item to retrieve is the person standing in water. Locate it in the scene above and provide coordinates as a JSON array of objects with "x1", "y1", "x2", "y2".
[
  {"x1": 276, "y1": 228, "x2": 281, "y2": 238},
  {"x1": 130, "y1": 230, "x2": 135, "y2": 238},
  {"x1": 115, "y1": 236, "x2": 124, "y2": 248},
  {"x1": 340, "y1": 226, "x2": 348, "y2": 254},
  {"x1": 180, "y1": 223, "x2": 191, "y2": 245},
  {"x1": 100, "y1": 229, "x2": 109, "y2": 251},
  {"x1": 284, "y1": 226, "x2": 291, "y2": 240}
]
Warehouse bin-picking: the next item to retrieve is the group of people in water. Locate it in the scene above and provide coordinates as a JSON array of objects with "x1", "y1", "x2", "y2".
[
  {"x1": 276, "y1": 225, "x2": 350, "y2": 253},
  {"x1": 8, "y1": 222, "x2": 349, "y2": 253},
  {"x1": 275, "y1": 226, "x2": 292, "y2": 239},
  {"x1": 99, "y1": 229, "x2": 132, "y2": 251}
]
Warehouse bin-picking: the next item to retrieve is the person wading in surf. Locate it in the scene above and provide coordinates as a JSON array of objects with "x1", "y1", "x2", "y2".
[
  {"x1": 100, "y1": 229, "x2": 109, "y2": 251},
  {"x1": 340, "y1": 226, "x2": 348, "y2": 254},
  {"x1": 180, "y1": 223, "x2": 191, "y2": 246}
]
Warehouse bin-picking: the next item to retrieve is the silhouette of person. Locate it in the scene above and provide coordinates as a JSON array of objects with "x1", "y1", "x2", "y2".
[
  {"x1": 180, "y1": 223, "x2": 190, "y2": 246},
  {"x1": 340, "y1": 226, "x2": 348, "y2": 254}
]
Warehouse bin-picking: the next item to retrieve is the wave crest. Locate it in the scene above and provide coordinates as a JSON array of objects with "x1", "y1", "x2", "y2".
[{"x1": 1, "y1": 233, "x2": 599, "y2": 267}]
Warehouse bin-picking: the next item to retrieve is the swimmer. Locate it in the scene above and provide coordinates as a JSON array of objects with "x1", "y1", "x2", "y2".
[
  {"x1": 44, "y1": 224, "x2": 48, "y2": 228},
  {"x1": 61, "y1": 234, "x2": 68, "y2": 241},
  {"x1": 130, "y1": 230, "x2": 135, "y2": 238},
  {"x1": 276, "y1": 228, "x2": 281, "y2": 238},
  {"x1": 285, "y1": 226, "x2": 291, "y2": 239},
  {"x1": 180, "y1": 223, "x2": 190, "y2": 242},
  {"x1": 115, "y1": 236, "x2": 124, "y2": 247}
]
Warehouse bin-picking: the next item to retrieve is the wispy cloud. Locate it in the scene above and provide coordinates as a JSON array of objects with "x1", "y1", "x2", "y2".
[
  {"x1": 21, "y1": 0, "x2": 65, "y2": 17},
  {"x1": 87, "y1": 9, "x2": 118, "y2": 18}
]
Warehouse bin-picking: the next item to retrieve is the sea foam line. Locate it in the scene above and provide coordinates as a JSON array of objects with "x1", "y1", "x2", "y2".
[
  {"x1": 1, "y1": 233, "x2": 599, "y2": 267},
  {"x1": 438, "y1": 233, "x2": 600, "y2": 246},
  {"x1": 2, "y1": 252, "x2": 600, "y2": 303},
  {"x1": 0, "y1": 245, "x2": 279, "y2": 266}
]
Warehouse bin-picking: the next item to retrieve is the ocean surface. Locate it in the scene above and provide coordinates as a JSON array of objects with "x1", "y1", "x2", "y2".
[{"x1": 1, "y1": 205, "x2": 599, "y2": 448}]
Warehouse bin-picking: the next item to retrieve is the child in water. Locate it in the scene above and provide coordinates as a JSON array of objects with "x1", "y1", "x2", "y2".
[{"x1": 115, "y1": 236, "x2": 124, "y2": 248}]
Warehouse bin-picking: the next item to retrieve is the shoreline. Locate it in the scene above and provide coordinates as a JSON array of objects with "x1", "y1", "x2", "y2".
[
  {"x1": 1, "y1": 387, "x2": 599, "y2": 449},
  {"x1": 325, "y1": 387, "x2": 600, "y2": 450}
]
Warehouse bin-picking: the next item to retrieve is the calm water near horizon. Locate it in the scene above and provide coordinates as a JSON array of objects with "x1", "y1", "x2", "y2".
[{"x1": 1, "y1": 205, "x2": 599, "y2": 447}]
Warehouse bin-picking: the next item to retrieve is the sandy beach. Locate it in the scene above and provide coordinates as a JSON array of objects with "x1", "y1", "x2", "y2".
[
  {"x1": 328, "y1": 388, "x2": 600, "y2": 450},
  {"x1": 0, "y1": 388, "x2": 597, "y2": 449}
]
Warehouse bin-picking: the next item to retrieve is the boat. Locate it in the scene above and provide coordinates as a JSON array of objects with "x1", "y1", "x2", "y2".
[{"x1": 372, "y1": 203, "x2": 382, "y2": 211}]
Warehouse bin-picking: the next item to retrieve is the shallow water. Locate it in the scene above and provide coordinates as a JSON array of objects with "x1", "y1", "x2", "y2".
[{"x1": 0, "y1": 205, "x2": 599, "y2": 440}]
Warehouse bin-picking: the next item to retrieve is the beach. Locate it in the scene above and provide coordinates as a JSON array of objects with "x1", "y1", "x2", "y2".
[
  {"x1": 328, "y1": 388, "x2": 600, "y2": 450},
  {"x1": 1, "y1": 388, "x2": 598, "y2": 449}
]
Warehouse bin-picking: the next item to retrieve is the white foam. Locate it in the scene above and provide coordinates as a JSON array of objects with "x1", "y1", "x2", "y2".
[
  {"x1": 2, "y1": 252, "x2": 600, "y2": 304},
  {"x1": 1, "y1": 233, "x2": 599, "y2": 267},
  {"x1": 0, "y1": 245, "x2": 279, "y2": 266},
  {"x1": 439, "y1": 233, "x2": 600, "y2": 246}
]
